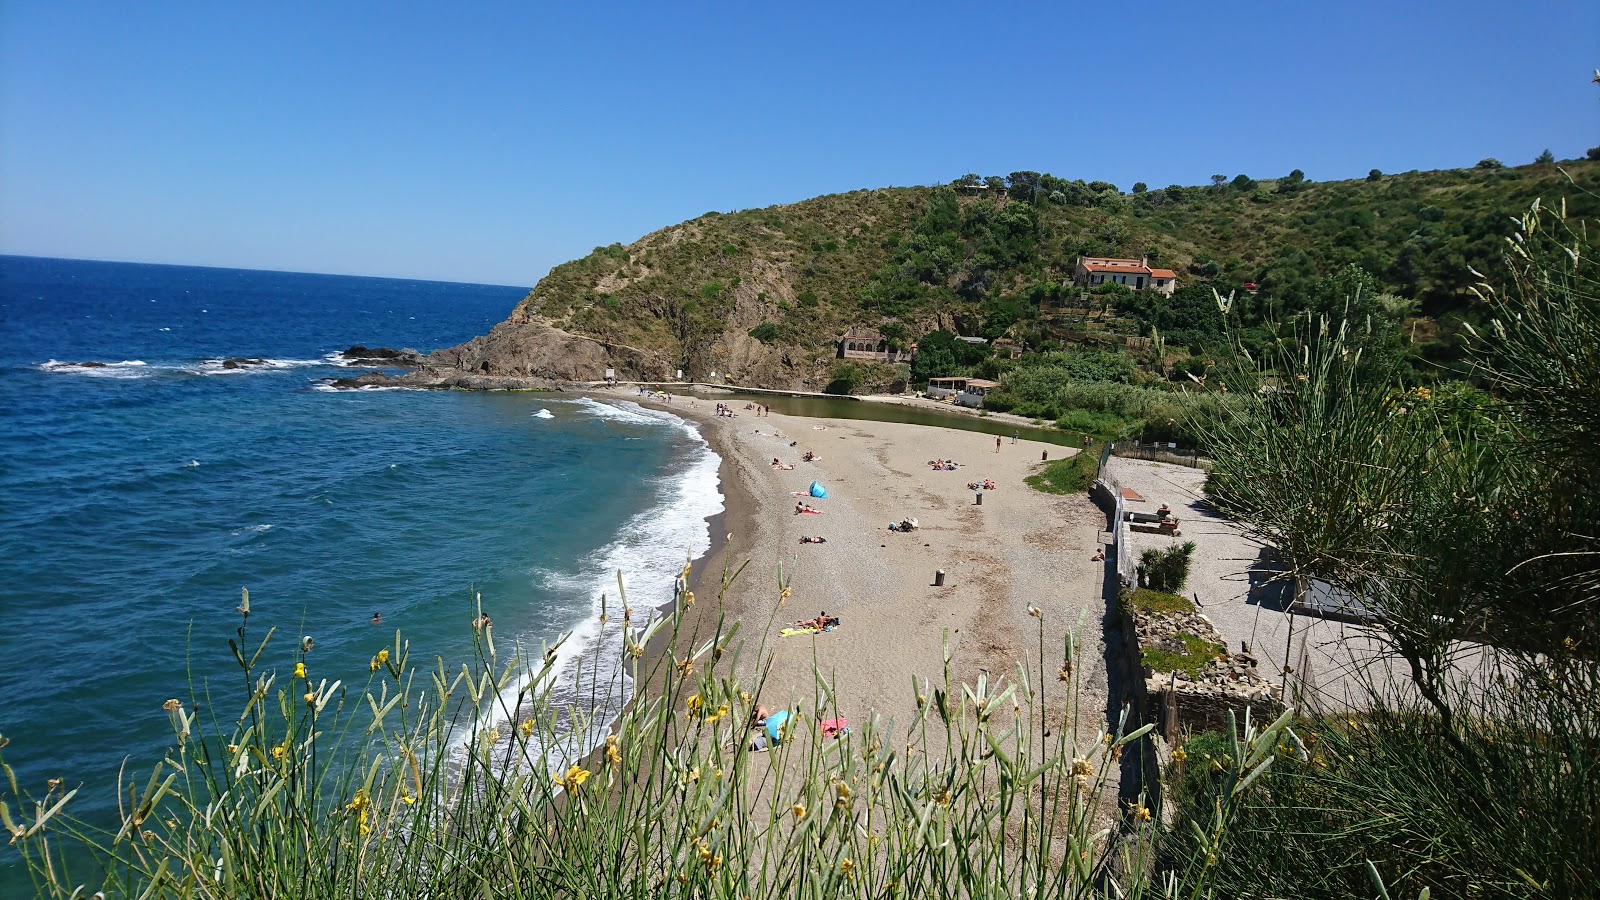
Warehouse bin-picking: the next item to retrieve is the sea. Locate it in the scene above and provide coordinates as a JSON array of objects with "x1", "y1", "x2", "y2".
[{"x1": 0, "y1": 256, "x2": 721, "y2": 885}]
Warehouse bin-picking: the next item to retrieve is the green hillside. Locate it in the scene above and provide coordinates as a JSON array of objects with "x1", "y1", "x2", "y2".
[{"x1": 506, "y1": 158, "x2": 1600, "y2": 390}]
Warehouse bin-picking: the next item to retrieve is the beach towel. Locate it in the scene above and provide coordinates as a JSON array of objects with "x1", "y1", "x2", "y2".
[
  {"x1": 765, "y1": 710, "x2": 790, "y2": 743},
  {"x1": 809, "y1": 481, "x2": 828, "y2": 498},
  {"x1": 778, "y1": 627, "x2": 815, "y2": 637},
  {"x1": 799, "y1": 508, "x2": 823, "y2": 515},
  {"x1": 820, "y1": 717, "x2": 848, "y2": 739}
]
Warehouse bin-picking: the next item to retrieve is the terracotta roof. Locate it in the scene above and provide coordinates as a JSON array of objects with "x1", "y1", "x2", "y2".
[
  {"x1": 1086, "y1": 264, "x2": 1150, "y2": 274},
  {"x1": 1150, "y1": 269, "x2": 1178, "y2": 279}
]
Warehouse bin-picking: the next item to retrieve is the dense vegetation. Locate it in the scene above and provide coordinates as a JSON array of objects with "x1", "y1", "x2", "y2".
[
  {"x1": 509, "y1": 158, "x2": 1598, "y2": 395},
  {"x1": 1163, "y1": 199, "x2": 1600, "y2": 897}
]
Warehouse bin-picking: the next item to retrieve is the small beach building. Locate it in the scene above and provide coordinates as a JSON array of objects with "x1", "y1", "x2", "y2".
[
  {"x1": 956, "y1": 378, "x2": 1001, "y2": 408},
  {"x1": 1073, "y1": 256, "x2": 1178, "y2": 297},
  {"x1": 926, "y1": 376, "x2": 968, "y2": 399}
]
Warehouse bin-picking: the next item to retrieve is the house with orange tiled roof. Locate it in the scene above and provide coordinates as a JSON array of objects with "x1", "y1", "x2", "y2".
[{"x1": 1073, "y1": 256, "x2": 1178, "y2": 297}]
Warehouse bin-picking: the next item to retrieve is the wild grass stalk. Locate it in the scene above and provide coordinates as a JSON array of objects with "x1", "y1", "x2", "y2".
[{"x1": 1, "y1": 560, "x2": 1296, "y2": 899}]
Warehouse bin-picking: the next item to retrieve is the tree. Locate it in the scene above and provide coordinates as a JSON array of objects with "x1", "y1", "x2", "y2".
[
  {"x1": 1230, "y1": 174, "x2": 1257, "y2": 191},
  {"x1": 1367, "y1": 168, "x2": 1383, "y2": 181},
  {"x1": 1132, "y1": 182, "x2": 1148, "y2": 193},
  {"x1": 1588, "y1": 146, "x2": 1600, "y2": 161},
  {"x1": 1210, "y1": 174, "x2": 1228, "y2": 188},
  {"x1": 1475, "y1": 157, "x2": 1504, "y2": 169},
  {"x1": 1202, "y1": 203, "x2": 1600, "y2": 727},
  {"x1": 1535, "y1": 148, "x2": 1555, "y2": 164}
]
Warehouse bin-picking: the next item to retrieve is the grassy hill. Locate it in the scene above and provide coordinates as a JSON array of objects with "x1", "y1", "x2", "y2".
[{"x1": 499, "y1": 158, "x2": 1600, "y2": 390}]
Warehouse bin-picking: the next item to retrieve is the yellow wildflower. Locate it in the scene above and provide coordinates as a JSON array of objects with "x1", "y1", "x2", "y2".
[
  {"x1": 377, "y1": 649, "x2": 389, "y2": 665},
  {"x1": 304, "y1": 691, "x2": 316, "y2": 706},
  {"x1": 1172, "y1": 747, "x2": 1188, "y2": 763},
  {"x1": 1130, "y1": 802, "x2": 1152, "y2": 824},
  {"x1": 1072, "y1": 757, "x2": 1094, "y2": 777},
  {"x1": 293, "y1": 662, "x2": 306, "y2": 679},
  {"x1": 519, "y1": 719, "x2": 535, "y2": 738},
  {"x1": 553, "y1": 765, "x2": 591, "y2": 789},
  {"x1": 840, "y1": 858, "x2": 854, "y2": 875},
  {"x1": 685, "y1": 694, "x2": 703, "y2": 715},
  {"x1": 271, "y1": 742, "x2": 287, "y2": 761},
  {"x1": 684, "y1": 591, "x2": 695, "y2": 606},
  {"x1": 676, "y1": 656, "x2": 695, "y2": 678},
  {"x1": 791, "y1": 802, "x2": 806, "y2": 819},
  {"x1": 1027, "y1": 605, "x2": 1041, "y2": 618},
  {"x1": 605, "y1": 735, "x2": 622, "y2": 764},
  {"x1": 402, "y1": 794, "x2": 416, "y2": 804},
  {"x1": 162, "y1": 699, "x2": 181, "y2": 712}
]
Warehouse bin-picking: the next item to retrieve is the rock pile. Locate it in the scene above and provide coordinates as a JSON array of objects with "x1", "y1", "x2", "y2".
[{"x1": 1129, "y1": 603, "x2": 1277, "y2": 706}]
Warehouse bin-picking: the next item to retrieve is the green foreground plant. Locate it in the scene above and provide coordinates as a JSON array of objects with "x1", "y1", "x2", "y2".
[{"x1": 0, "y1": 559, "x2": 1307, "y2": 899}]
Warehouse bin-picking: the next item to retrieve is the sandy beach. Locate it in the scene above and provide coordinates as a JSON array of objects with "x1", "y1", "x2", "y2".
[{"x1": 612, "y1": 390, "x2": 1114, "y2": 753}]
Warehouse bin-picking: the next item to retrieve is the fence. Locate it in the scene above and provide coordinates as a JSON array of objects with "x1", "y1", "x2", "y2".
[
  {"x1": 1093, "y1": 442, "x2": 1138, "y2": 590},
  {"x1": 1110, "y1": 440, "x2": 1207, "y2": 469}
]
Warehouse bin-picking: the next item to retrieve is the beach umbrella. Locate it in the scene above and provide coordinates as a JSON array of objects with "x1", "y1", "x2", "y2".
[
  {"x1": 809, "y1": 481, "x2": 828, "y2": 498},
  {"x1": 765, "y1": 709, "x2": 790, "y2": 743}
]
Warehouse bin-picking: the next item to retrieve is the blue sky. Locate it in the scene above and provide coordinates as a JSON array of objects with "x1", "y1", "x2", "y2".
[{"x1": 3, "y1": 2, "x2": 1596, "y2": 287}]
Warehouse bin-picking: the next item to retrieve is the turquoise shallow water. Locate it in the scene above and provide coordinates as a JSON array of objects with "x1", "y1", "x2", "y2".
[{"x1": 0, "y1": 257, "x2": 721, "y2": 887}]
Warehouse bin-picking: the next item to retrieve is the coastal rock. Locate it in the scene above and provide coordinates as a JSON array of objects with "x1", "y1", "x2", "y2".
[
  {"x1": 340, "y1": 346, "x2": 425, "y2": 367},
  {"x1": 422, "y1": 317, "x2": 670, "y2": 383},
  {"x1": 221, "y1": 357, "x2": 268, "y2": 369}
]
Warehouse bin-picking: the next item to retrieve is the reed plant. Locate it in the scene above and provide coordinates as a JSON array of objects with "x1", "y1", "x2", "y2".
[{"x1": 1, "y1": 559, "x2": 1302, "y2": 899}]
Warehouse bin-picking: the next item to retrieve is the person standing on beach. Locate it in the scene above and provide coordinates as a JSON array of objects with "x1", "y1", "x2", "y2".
[
  {"x1": 995, "y1": 436, "x2": 1002, "y2": 453},
  {"x1": 1011, "y1": 431, "x2": 1019, "y2": 444}
]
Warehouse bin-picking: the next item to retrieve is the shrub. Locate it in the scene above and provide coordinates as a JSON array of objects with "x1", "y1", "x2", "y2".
[
  {"x1": 747, "y1": 322, "x2": 779, "y2": 344},
  {"x1": 1138, "y1": 541, "x2": 1196, "y2": 593}
]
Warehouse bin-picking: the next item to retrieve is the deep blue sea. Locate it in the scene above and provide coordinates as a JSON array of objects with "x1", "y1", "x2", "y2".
[{"x1": 0, "y1": 256, "x2": 720, "y2": 885}]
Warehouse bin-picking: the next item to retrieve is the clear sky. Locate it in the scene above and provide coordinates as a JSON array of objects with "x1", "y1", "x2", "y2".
[{"x1": 3, "y1": 2, "x2": 1596, "y2": 287}]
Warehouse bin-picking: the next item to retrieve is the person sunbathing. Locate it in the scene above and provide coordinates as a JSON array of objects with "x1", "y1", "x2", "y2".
[{"x1": 799, "y1": 535, "x2": 827, "y2": 544}]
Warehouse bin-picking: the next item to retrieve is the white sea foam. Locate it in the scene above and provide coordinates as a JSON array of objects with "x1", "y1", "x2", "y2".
[
  {"x1": 483, "y1": 399, "x2": 723, "y2": 768},
  {"x1": 185, "y1": 357, "x2": 328, "y2": 376},
  {"x1": 530, "y1": 409, "x2": 555, "y2": 419},
  {"x1": 39, "y1": 359, "x2": 152, "y2": 378},
  {"x1": 311, "y1": 381, "x2": 416, "y2": 393}
]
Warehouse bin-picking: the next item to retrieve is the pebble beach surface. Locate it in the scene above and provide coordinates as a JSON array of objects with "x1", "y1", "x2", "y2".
[{"x1": 613, "y1": 390, "x2": 1115, "y2": 756}]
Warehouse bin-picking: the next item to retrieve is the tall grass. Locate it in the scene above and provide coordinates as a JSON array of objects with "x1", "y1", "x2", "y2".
[
  {"x1": 1160, "y1": 659, "x2": 1600, "y2": 898},
  {"x1": 0, "y1": 560, "x2": 1302, "y2": 899}
]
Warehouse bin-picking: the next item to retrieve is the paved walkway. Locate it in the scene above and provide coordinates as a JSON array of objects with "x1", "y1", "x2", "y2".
[{"x1": 1105, "y1": 456, "x2": 1404, "y2": 714}]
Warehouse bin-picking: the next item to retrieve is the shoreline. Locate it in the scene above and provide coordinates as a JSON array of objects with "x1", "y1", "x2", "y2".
[{"x1": 586, "y1": 387, "x2": 1115, "y2": 761}]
